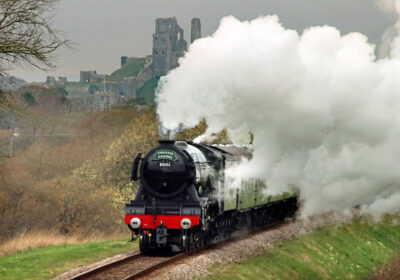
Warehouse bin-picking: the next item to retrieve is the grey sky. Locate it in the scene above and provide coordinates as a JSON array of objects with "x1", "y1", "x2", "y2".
[{"x1": 10, "y1": 0, "x2": 397, "y2": 82}]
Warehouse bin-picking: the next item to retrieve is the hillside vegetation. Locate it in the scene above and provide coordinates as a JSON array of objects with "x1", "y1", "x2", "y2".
[
  {"x1": 0, "y1": 87, "x2": 158, "y2": 245},
  {"x1": 108, "y1": 58, "x2": 146, "y2": 82},
  {"x1": 369, "y1": 254, "x2": 400, "y2": 279},
  {"x1": 209, "y1": 217, "x2": 400, "y2": 280},
  {"x1": 0, "y1": 86, "x2": 216, "y2": 254},
  {"x1": 136, "y1": 77, "x2": 159, "y2": 104}
]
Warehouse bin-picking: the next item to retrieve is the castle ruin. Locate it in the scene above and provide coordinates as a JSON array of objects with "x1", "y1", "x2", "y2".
[
  {"x1": 80, "y1": 71, "x2": 108, "y2": 83},
  {"x1": 191, "y1": 18, "x2": 201, "y2": 43},
  {"x1": 152, "y1": 17, "x2": 188, "y2": 77},
  {"x1": 67, "y1": 17, "x2": 202, "y2": 110},
  {"x1": 45, "y1": 76, "x2": 67, "y2": 88}
]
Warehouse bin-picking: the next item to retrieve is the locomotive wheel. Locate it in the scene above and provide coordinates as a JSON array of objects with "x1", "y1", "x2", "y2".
[
  {"x1": 189, "y1": 232, "x2": 195, "y2": 251},
  {"x1": 182, "y1": 234, "x2": 190, "y2": 252},
  {"x1": 246, "y1": 212, "x2": 252, "y2": 231},
  {"x1": 203, "y1": 231, "x2": 209, "y2": 246},
  {"x1": 193, "y1": 232, "x2": 200, "y2": 249},
  {"x1": 139, "y1": 233, "x2": 149, "y2": 253},
  {"x1": 186, "y1": 231, "x2": 199, "y2": 251}
]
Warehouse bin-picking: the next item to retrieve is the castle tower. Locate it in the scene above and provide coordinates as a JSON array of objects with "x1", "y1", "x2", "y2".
[
  {"x1": 191, "y1": 18, "x2": 201, "y2": 43},
  {"x1": 121, "y1": 56, "x2": 128, "y2": 68},
  {"x1": 152, "y1": 17, "x2": 187, "y2": 77}
]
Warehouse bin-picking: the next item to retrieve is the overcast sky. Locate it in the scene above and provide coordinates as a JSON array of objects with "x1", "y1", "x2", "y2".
[{"x1": 9, "y1": 0, "x2": 397, "y2": 82}]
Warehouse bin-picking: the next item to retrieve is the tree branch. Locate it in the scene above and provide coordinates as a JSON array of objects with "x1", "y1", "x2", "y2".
[{"x1": 0, "y1": 0, "x2": 69, "y2": 73}]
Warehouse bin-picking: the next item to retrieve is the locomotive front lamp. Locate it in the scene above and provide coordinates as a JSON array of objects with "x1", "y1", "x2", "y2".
[
  {"x1": 130, "y1": 217, "x2": 141, "y2": 229},
  {"x1": 181, "y1": 218, "x2": 192, "y2": 229}
]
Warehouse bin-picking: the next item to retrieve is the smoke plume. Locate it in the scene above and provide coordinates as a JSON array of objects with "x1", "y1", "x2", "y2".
[
  {"x1": 377, "y1": 0, "x2": 400, "y2": 57},
  {"x1": 157, "y1": 8, "x2": 400, "y2": 217}
]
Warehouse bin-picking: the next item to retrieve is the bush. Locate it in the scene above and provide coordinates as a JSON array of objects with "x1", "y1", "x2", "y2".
[{"x1": 0, "y1": 103, "x2": 158, "y2": 240}]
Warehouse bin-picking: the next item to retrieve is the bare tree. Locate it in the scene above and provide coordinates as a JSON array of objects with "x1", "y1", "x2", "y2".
[
  {"x1": 0, "y1": 0, "x2": 68, "y2": 73},
  {"x1": 0, "y1": 0, "x2": 68, "y2": 109}
]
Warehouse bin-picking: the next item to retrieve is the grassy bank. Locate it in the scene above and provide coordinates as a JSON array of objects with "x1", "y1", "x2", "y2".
[
  {"x1": 108, "y1": 58, "x2": 146, "y2": 82},
  {"x1": 136, "y1": 77, "x2": 159, "y2": 104},
  {"x1": 209, "y1": 217, "x2": 400, "y2": 280},
  {"x1": 369, "y1": 254, "x2": 400, "y2": 280},
  {"x1": 0, "y1": 231, "x2": 127, "y2": 257},
  {"x1": 0, "y1": 238, "x2": 137, "y2": 280}
]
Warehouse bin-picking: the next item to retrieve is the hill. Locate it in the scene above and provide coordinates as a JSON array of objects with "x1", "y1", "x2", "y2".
[
  {"x1": 209, "y1": 216, "x2": 400, "y2": 280},
  {"x1": 108, "y1": 58, "x2": 146, "y2": 82},
  {"x1": 0, "y1": 90, "x2": 158, "y2": 241},
  {"x1": 136, "y1": 77, "x2": 159, "y2": 104},
  {"x1": 0, "y1": 74, "x2": 26, "y2": 91}
]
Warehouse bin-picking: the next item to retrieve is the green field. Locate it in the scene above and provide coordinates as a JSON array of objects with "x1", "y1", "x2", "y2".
[
  {"x1": 209, "y1": 217, "x2": 400, "y2": 280},
  {"x1": 0, "y1": 239, "x2": 137, "y2": 280}
]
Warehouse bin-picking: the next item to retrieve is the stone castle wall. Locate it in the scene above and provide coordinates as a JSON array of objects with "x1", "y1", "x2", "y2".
[
  {"x1": 80, "y1": 71, "x2": 108, "y2": 83},
  {"x1": 191, "y1": 18, "x2": 201, "y2": 43},
  {"x1": 152, "y1": 17, "x2": 188, "y2": 77}
]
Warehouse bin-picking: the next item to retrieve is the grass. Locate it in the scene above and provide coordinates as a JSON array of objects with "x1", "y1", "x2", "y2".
[
  {"x1": 368, "y1": 254, "x2": 400, "y2": 280},
  {"x1": 108, "y1": 58, "x2": 146, "y2": 82},
  {"x1": 136, "y1": 77, "x2": 159, "y2": 104},
  {"x1": 0, "y1": 237, "x2": 137, "y2": 280},
  {"x1": 209, "y1": 217, "x2": 400, "y2": 280},
  {"x1": 0, "y1": 230, "x2": 126, "y2": 257}
]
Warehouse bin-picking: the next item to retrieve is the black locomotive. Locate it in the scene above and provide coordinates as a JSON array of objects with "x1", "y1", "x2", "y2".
[{"x1": 125, "y1": 140, "x2": 298, "y2": 252}]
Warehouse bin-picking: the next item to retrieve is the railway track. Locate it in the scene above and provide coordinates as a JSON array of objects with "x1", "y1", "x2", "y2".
[
  {"x1": 68, "y1": 250, "x2": 186, "y2": 280},
  {"x1": 65, "y1": 221, "x2": 286, "y2": 280}
]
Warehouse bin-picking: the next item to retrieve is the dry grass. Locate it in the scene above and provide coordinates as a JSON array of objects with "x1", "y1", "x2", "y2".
[
  {"x1": 0, "y1": 230, "x2": 128, "y2": 257},
  {"x1": 368, "y1": 254, "x2": 400, "y2": 280}
]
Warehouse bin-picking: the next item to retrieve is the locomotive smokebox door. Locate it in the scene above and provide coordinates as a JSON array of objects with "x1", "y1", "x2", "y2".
[{"x1": 156, "y1": 224, "x2": 168, "y2": 244}]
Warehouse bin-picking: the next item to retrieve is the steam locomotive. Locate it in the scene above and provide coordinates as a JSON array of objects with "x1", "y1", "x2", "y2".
[{"x1": 125, "y1": 140, "x2": 298, "y2": 252}]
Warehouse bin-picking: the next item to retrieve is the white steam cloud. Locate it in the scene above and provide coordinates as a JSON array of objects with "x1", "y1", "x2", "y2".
[
  {"x1": 156, "y1": 6, "x2": 400, "y2": 217},
  {"x1": 377, "y1": 0, "x2": 400, "y2": 57}
]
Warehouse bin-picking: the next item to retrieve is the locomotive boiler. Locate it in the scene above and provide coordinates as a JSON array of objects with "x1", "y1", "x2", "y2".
[{"x1": 125, "y1": 140, "x2": 298, "y2": 253}]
